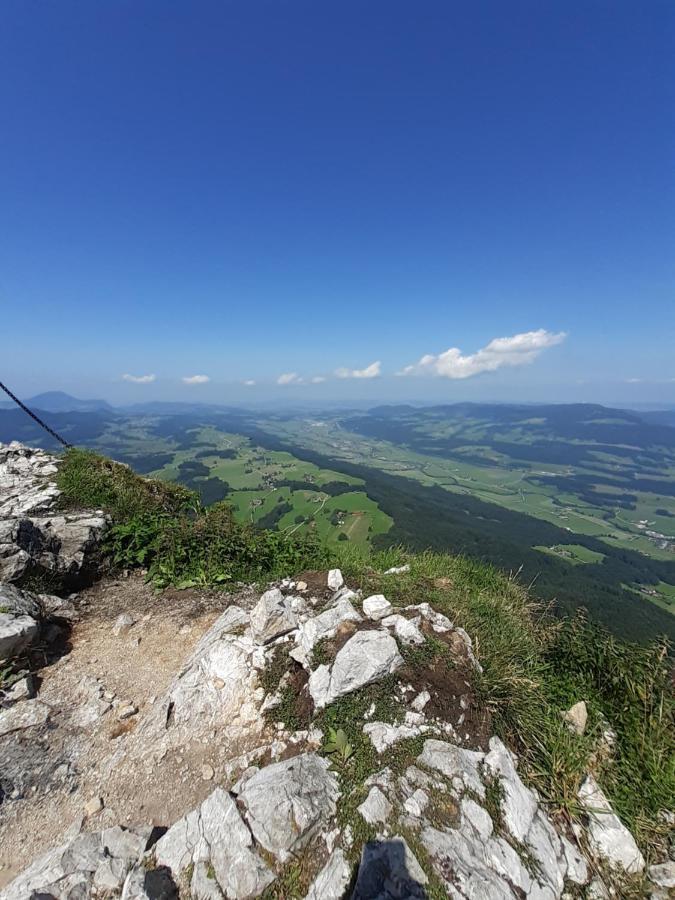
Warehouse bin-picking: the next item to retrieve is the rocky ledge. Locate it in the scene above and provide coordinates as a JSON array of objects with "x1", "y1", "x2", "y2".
[
  {"x1": 0, "y1": 444, "x2": 671, "y2": 899},
  {"x1": 0, "y1": 442, "x2": 108, "y2": 587},
  {"x1": 3, "y1": 566, "x2": 669, "y2": 899}
]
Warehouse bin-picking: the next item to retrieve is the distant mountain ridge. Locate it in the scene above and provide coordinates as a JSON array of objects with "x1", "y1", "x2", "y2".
[{"x1": 0, "y1": 391, "x2": 114, "y2": 413}]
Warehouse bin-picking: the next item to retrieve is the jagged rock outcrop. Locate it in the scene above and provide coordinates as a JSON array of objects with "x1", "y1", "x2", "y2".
[
  {"x1": 578, "y1": 774, "x2": 645, "y2": 874},
  {"x1": 1, "y1": 824, "x2": 154, "y2": 900},
  {"x1": 2, "y1": 564, "x2": 608, "y2": 900},
  {"x1": 0, "y1": 583, "x2": 42, "y2": 663},
  {"x1": 0, "y1": 442, "x2": 108, "y2": 586},
  {"x1": 0, "y1": 450, "x2": 657, "y2": 900}
]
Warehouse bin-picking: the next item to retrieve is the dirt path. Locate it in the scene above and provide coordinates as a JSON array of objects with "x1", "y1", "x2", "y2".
[{"x1": 0, "y1": 574, "x2": 253, "y2": 887}]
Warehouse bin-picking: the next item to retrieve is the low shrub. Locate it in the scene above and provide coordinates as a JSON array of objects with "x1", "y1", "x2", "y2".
[{"x1": 57, "y1": 448, "x2": 327, "y2": 587}]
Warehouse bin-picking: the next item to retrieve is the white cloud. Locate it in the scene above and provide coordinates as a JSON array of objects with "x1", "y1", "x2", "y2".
[
  {"x1": 310, "y1": 375, "x2": 326, "y2": 384},
  {"x1": 122, "y1": 373, "x2": 156, "y2": 384},
  {"x1": 277, "y1": 372, "x2": 303, "y2": 385},
  {"x1": 334, "y1": 360, "x2": 381, "y2": 380},
  {"x1": 182, "y1": 374, "x2": 210, "y2": 384},
  {"x1": 624, "y1": 378, "x2": 642, "y2": 384},
  {"x1": 243, "y1": 379, "x2": 256, "y2": 386},
  {"x1": 398, "y1": 330, "x2": 566, "y2": 379}
]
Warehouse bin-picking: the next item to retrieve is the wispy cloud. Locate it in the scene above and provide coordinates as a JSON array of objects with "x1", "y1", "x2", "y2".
[
  {"x1": 310, "y1": 375, "x2": 326, "y2": 384},
  {"x1": 398, "y1": 330, "x2": 566, "y2": 379},
  {"x1": 243, "y1": 379, "x2": 256, "y2": 386},
  {"x1": 182, "y1": 374, "x2": 210, "y2": 384},
  {"x1": 122, "y1": 373, "x2": 156, "y2": 384},
  {"x1": 334, "y1": 360, "x2": 381, "y2": 380},
  {"x1": 277, "y1": 372, "x2": 302, "y2": 385}
]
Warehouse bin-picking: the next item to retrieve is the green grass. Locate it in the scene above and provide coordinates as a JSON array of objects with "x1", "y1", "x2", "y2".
[
  {"x1": 57, "y1": 448, "x2": 327, "y2": 587},
  {"x1": 338, "y1": 548, "x2": 674, "y2": 862},
  {"x1": 534, "y1": 543, "x2": 606, "y2": 566},
  {"x1": 56, "y1": 449, "x2": 674, "y2": 869}
]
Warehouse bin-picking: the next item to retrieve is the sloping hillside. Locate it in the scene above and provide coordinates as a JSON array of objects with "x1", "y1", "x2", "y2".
[{"x1": 0, "y1": 444, "x2": 673, "y2": 898}]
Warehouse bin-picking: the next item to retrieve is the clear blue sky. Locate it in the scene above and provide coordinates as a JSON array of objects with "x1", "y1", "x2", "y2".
[{"x1": 1, "y1": 1, "x2": 673, "y2": 406}]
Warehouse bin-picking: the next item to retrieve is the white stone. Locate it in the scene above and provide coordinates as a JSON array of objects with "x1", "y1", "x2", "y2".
[
  {"x1": 294, "y1": 597, "x2": 362, "y2": 654},
  {"x1": 648, "y1": 860, "x2": 675, "y2": 889},
  {"x1": 358, "y1": 785, "x2": 393, "y2": 825},
  {"x1": 112, "y1": 613, "x2": 135, "y2": 636},
  {"x1": 249, "y1": 588, "x2": 297, "y2": 644},
  {"x1": 362, "y1": 594, "x2": 393, "y2": 620},
  {"x1": 306, "y1": 848, "x2": 352, "y2": 900},
  {"x1": 404, "y1": 788, "x2": 429, "y2": 819},
  {"x1": 578, "y1": 774, "x2": 645, "y2": 873},
  {"x1": 484, "y1": 736, "x2": 537, "y2": 843},
  {"x1": 411, "y1": 690, "x2": 431, "y2": 712},
  {"x1": 384, "y1": 564, "x2": 410, "y2": 575},
  {"x1": 561, "y1": 834, "x2": 589, "y2": 885},
  {"x1": 0, "y1": 698, "x2": 50, "y2": 737},
  {"x1": 418, "y1": 739, "x2": 486, "y2": 799},
  {"x1": 235, "y1": 753, "x2": 339, "y2": 862},
  {"x1": 461, "y1": 796, "x2": 494, "y2": 841},
  {"x1": 2, "y1": 825, "x2": 151, "y2": 900},
  {"x1": 309, "y1": 630, "x2": 403, "y2": 709},
  {"x1": 327, "y1": 569, "x2": 344, "y2": 591},
  {"x1": 155, "y1": 787, "x2": 274, "y2": 898},
  {"x1": 0, "y1": 613, "x2": 39, "y2": 663},
  {"x1": 406, "y1": 602, "x2": 453, "y2": 633},
  {"x1": 563, "y1": 700, "x2": 588, "y2": 735},
  {"x1": 85, "y1": 796, "x2": 104, "y2": 817},
  {"x1": 381, "y1": 613, "x2": 425, "y2": 645},
  {"x1": 364, "y1": 721, "x2": 423, "y2": 753}
]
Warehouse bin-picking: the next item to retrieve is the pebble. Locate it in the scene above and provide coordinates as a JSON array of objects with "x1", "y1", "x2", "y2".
[
  {"x1": 201, "y1": 764, "x2": 215, "y2": 781},
  {"x1": 85, "y1": 796, "x2": 104, "y2": 817}
]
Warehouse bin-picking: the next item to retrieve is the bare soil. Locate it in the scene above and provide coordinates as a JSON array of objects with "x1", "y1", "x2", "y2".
[{"x1": 0, "y1": 574, "x2": 253, "y2": 887}]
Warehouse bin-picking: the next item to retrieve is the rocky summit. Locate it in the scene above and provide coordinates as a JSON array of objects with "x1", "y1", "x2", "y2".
[{"x1": 0, "y1": 443, "x2": 671, "y2": 899}]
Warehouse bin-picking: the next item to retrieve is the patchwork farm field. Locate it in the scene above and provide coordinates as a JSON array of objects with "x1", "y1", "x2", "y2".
[
  {"x1": 102, "y1": 423, "x2": 393, "y2": 550},
  {"x1": 3, "y1": 400, "x2": 673, "y2": 638}
]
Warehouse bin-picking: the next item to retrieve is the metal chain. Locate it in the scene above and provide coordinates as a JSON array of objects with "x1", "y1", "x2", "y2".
[{"x1": 0, "y1": 380, "x2": 73, "y2": 448}]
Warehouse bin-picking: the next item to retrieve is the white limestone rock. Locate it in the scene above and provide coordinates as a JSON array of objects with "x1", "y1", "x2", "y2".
[
  {"x1": 327, "y1": 568, "x2": 344, "y2": 591},
  {"x1": 418, "y1": 738, "x2": 486, "y2": 799},
  {"x1": 411, "y1": 690, "x2": 431, "y2": 712},
  {"x1": 309, "y1": 630, "x2": 403, "y2": 709},
  {"x1": 1, "y1": 825, "x2": 152, "y2": 900},
  {"x1": 358, "y1": 785, "x2": 393, "y2": 825},
  {"x1": 383, "y1": 564, "x2": 410, "y2": 575},
  {"x1": 381, "y1": 613, "x2": 425, "y2": 645},
  {"x1": 136, "y1": 608, "x2": 267, "y2": 755},
  {"x1": 305, "y1": 848, "x2": 352, "y2": 900},
  {"x1": 364, "y1": 721, "x2": 426, "y2": 753},
  {"x1": 578, "y1": 774, "x2": 645, "y2": 873},
  {"x1": 406, "y1": 601, "x2": 453, "y2": 633},
  {"x1": 0, "y1": 583, "x2": 43, "y2": 662},
  {"x1": 154, "y1": 787, "x2": 274, "y2": 898},
  {"x1": 250, "y1": 588, "x2": 297, "y2": 644},
  {"x1": 0, "y1": 697, "x2": 50, "y2": 737},
  {"x1": 484, "y1": 737, "x2": 538, "y2": 843},
  {"x1": 362, "y1": 594, "x2": 393, "y2": 620},
  {"x1": 235, "y1": 753, "x2": 339, "y2": 862},
  {"x1": 421, "y1": 824, "x2": 533, "y2": 898},
  {"x1": 295, "y1": 597, "x2": 362, "y2": 654},
  {"x1": 561, "y1": 834, "x2": 589, "y2": 885},
  {"x1": 648, "y1": 860, "x2": 675, "y2": 890},
  {"x1": 563, "y1": 700, "x2": 588, "y2": 735}
]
